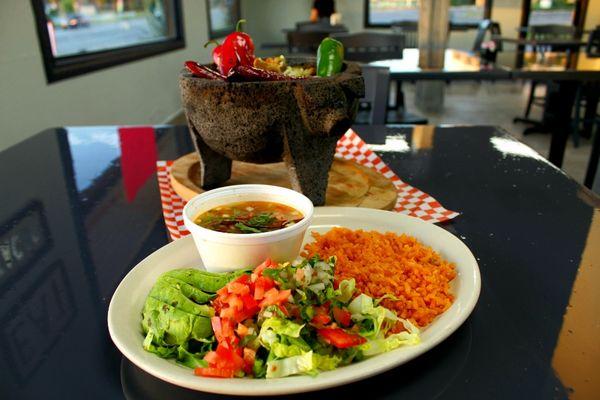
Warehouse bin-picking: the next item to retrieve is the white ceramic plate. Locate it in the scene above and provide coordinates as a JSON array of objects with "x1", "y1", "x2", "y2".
[{"x1": 108, "y1": 207, "x2": 480, "y2": 396}]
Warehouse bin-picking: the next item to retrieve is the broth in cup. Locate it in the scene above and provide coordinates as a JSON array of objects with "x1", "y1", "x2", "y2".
[{"x1": 194, "y1": 201, "x2": 304, "y2": 234}]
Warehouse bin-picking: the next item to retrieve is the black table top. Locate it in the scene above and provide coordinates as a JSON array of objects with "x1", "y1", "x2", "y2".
[
  {"x1": 371, "y1": 48, "x2": 600, "y2": 81},
  {"x1": 370, "y1": 49, "x2": 511, "y2": 80},
  {"x1": 1, "y1": 125, "x2": 599, "y2": 399}
]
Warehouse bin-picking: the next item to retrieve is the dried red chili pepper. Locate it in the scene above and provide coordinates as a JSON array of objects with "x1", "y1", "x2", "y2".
[{"x1": 184, "y1": 61, "x2": 227, "y2": 81}]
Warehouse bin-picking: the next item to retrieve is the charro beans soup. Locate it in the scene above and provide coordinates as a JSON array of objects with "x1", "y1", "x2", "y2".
[{"x1": 194, "y1": 201, "x2": 304, "y2": 234}]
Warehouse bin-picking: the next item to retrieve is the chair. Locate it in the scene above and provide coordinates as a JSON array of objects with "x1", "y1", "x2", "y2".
[
  {"x1": 330, "y1": 32, "x2": 404, "y2": 63},
  {"x1": 515, "y1": 25, "x2": 577, "y2": 126},
  {"x1": 586, "y1": 26, "x2": 600, "y2": 58},
  {"x1": 355, "y1": 66, "x2": 390, "y2": 125},
  {"x1": 571, "y1": 28, "x2": 600, "y2": 144},
  {"x1": 585, "y1": 120, "x2": 600, "y2": 192},
  {"x1": 286, "y1": 31, "x2": 330, "y2": 53},
  {"x1": 391, "y1": 21, "x2": 418, "y2": 48},
  {"x1": 354, "y1": 65, "x2": 428, "y2": 125},
  {"x1": 472, "y1": 19, "x2": 502, "y2": 53},
  {"x1": 571, "y1": 29, "x2": 600, "y2": 153}
]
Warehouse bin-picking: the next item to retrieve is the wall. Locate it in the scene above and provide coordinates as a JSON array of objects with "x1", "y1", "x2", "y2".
[
  {"x1": 242, "y1": 0, "x2": 312, "y2": 52},
  {"x1": 585, "y1": 0, "x2": 600, "y2": 30},
  {"x1": 243, "y1": 0, "x2": 484, "y2": 53},
  {"x1": 0, "y1": 0, "x2": 212, "y2": 151}
]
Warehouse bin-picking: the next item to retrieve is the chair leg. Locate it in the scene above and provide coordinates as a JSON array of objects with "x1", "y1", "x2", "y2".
[
  {"x1": 584, "y1": 119, "x2": 600, "y2": 189},
  {"x1": 571, "y1": 86, "x2": 582, "y2": 148},
  {"x1": 524, "y1": 81, "x2": 537, "y2": 119}
]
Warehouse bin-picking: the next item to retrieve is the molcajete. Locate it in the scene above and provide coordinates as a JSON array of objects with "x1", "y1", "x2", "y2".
[{"x1": 179, "y1": 58, "x2": 364, "y2": 205}]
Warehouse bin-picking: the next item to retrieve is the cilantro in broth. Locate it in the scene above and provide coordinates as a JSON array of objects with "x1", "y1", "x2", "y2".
[{"x1": 194, "y1": 202, "x2": 303, "y2": 234}]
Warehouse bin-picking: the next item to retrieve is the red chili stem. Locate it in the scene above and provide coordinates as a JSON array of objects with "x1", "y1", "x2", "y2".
[{"x1": 185, "y1": 61, "x2": 227, "y2": 81}]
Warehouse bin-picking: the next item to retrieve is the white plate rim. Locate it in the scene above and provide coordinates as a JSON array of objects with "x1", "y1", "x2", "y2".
[{"x1": 108, "y1": 207, "x2": 480, "y2": 396}]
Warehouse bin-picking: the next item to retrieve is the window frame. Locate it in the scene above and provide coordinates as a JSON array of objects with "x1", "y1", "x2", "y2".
[
  {"x1": 31, "y1": 0, "x2": 186, "y2": 83},
  {"x1": 363, "y1": 0, "x2": 492, "y2": 30}
]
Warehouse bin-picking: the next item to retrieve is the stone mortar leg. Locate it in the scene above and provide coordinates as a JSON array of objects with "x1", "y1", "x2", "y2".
[
  {"x1": 283, "y1": 126, "x2": 338, "y2": 206},
  {"x1": 187, "y1": 118, "x2": 232, "y2": 188}
]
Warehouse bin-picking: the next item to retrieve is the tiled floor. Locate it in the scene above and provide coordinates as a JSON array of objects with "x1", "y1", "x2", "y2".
[{"x1": 401, "y1": 81, "x2": 594, "y2": 184}]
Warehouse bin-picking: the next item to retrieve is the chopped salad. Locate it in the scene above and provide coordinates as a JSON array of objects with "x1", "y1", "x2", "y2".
[{"x1": 141, "y1": 257, "x2": 420, "y2": 379}]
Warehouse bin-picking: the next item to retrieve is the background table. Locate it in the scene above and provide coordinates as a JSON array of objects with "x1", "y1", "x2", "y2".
[
  {"x1": 371, "y1": 49, "x2": 600, "y2": 168},
  {"x1": 495, "y1": 36, "x2": 588, "y2": 48},
  {"x1": 0, "y1": 125, "x2": 598, "y2": 399}
]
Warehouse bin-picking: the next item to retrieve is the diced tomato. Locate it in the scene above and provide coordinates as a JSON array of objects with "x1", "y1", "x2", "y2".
[
  {"x1": 252, "y1": 258, "x2": 277, "y2": 281},
  {"x1": 219, "y1": 306, "x2": 236, "y2": 320},
  {"x1": 260, "y1": 287, "x2": 277, "y2": 303},
  {"x1": 251, "y1": 261, "x2": 277, "y2": 300},
  {"x1": 242, "y1": 347, "x2": 256, "y2": 374},
  {"x1": 216, "y1": 286, "x2": 229, "y2": 296},
  {"x1": 333, "y1": 307, "x2": 352, "y2": 327},
  {"x1": 203, "y1": 351, "x2": 219, "y2": 365},
  {"x1": 311, "y1": 314, "x2": 331, "y2": 325},
  {"x1": 211, "y1": 297, "x2": 224, "y2": 314},
  {"x1": 254, "y1": 276, "x2": 275, "y2": 300},
  {"x1": 256, "y1": 275, "x2": 275, "y2": 290},
  {"x1": 254, "y1": 286, "x2": 264, "y2": 301},
  {"x1": 194, "y1": 367, "x2": 236, "y2": 378},
  {"x1": 236, "y1": 323, "x2": 249, "y2": 337},
  {"x1": 259, "y1": 288, "x2": 291, "y2": 308},
  {"x1": 215, "y1": 343, "x2": 245, "y2": 370},
  {"x1": 221, "y1": 318, "x2": 234, "y2": 338},
  {"x1": 234, "y1": 274, "x2": 251, "y2": 285},
  {"x1": 240, "y1": 293, "x2": 258, "y2": 311},
  {"x1": 212, "y1": 317, "x2": 236, "y2": 345},
  {"x1": 311, "y1": 303, "x2": 331, "y2": 326},
  {"x1": 314, "y1": 303, "x2": 330, "y2": 316},
  {"x1": 317, "y1": 328, "x2": 367, "y2": 349},
  {"x1": 227, "y1": 294, "x2": 244, "y2": 311},
  {"x1": 277, "y1": 304, "x2": 290, "y2": 316},
  {"x1": 227, "y1": 281, "x2": 250, "y2": 296}
]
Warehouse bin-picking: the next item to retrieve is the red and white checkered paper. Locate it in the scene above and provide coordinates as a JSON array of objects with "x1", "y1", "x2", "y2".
[{"x1": 157, "y1": 129, "x2": 459, "y2": 240}]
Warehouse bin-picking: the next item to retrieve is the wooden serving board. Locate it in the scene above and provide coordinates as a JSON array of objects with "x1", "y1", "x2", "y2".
[{"x1": 170, "y1": 153, "x2": 398, "y2": 210}]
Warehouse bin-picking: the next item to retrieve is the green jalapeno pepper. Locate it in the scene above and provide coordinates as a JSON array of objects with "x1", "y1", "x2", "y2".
[{"x1": 316, "y1": 38, "x2": 344, "y2": 77}]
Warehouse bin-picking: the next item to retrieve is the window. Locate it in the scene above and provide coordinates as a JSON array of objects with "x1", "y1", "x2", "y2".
[
  {"x1": 364, "y1": 0, "x2": 487, "y2": 28},
  {"x1": 530, "y1": 0, "x2": 575, "y2": 26},
  {"x1": 206, "y1": 0, "x2": 241, "y2": 39},
  {"x1": 31, "y1": 0, "x2": 184, "y2": 83}
]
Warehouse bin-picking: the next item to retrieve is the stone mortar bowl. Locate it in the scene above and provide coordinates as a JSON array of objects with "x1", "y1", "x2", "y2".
[{"x1": 179, "y1": 58, "x2": 364, "y2": 205}]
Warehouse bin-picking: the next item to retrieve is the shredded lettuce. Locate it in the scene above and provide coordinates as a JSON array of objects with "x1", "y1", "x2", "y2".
[
  {"x1": 261, "y1": 318, "x2": 304, "y2": 337},
  {"x1": 348, "y1": 294, "x2": 415, "y2": 340},
  {"x1": 266, "y1": 351, "x2": 314, "y2": 378},
  {"x1": 313, "y1": 353, "x2": 341, "y2": 371},
  {"x1": 335, "y1": 278, "x2": 356, "y2": 303},
  {"x1": 360, "y1": 330, "x2": 420, "y2": 356},
  {"x1": 374, "y1": 293, "x2": 403, "y2": 306},
  {"x1": 259, "y1": 317, "x2": 305, "y2": 350},
  {"x1": 271, "y1": 342, "x2": 305, "y2": 358},
  {"x1": 348, "y1": 294, "x2": 393, "y2": 338},
  {"x1": 348, "y1": 294, "x2": 421, "y2": 355},
  {"x1": 176, "y1": 346, "x2": 209, "y2": 368},
  {"x1": 265, "y1": 351, "x2": 341, "y2": 377}
]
